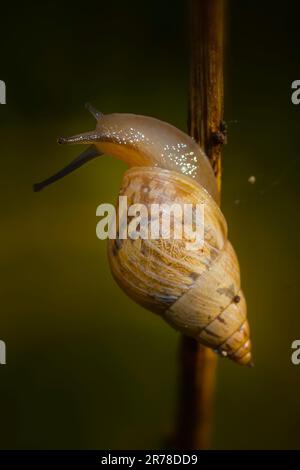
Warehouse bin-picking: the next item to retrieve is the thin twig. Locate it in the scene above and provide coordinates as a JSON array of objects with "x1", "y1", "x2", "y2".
[{"x1": 175, "y1": 0, "x2": 225, "y2": 450}]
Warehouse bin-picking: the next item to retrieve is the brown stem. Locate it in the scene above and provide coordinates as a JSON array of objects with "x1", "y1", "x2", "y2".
[{"x1": 175, "y1": 0, "x2": 225, "y2": 450}]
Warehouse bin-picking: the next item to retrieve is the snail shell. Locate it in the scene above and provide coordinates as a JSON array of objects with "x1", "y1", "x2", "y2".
[
  {"x1": 108, "y1": 167, "x2": 251, "y2": 366},
  {"x1": 34, "y1": 105, "x2": 252, "y2": 366}
]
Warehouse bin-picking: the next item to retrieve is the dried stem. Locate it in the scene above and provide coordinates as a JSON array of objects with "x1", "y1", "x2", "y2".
[{"x1": 175, "y1": 0, "x2": 225, "y2": 450}]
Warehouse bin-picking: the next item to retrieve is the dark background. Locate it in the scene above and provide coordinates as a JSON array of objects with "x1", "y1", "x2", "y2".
[{"x1": 0, "y1": 0, "x2": 300, "y2": 449}]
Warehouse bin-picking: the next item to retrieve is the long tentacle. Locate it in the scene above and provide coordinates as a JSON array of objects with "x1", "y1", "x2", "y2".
[{"x1": 33, "y1": 145, "x2": 102, "y2": 192}]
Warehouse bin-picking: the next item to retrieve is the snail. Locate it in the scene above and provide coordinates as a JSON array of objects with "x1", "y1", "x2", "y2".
[{"x1": 34, "y1": 104, "x2": 252, "y2": 366}]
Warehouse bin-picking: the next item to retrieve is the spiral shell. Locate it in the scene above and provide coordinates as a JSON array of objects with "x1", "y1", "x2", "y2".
[{"x1": 108, "y1": 166, "x2": 251, "y2": 366}]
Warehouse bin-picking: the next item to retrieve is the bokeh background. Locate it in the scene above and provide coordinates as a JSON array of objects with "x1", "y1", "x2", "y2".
[{"x1": 1, "y1": 0, "x2": 300, "y2": 449}]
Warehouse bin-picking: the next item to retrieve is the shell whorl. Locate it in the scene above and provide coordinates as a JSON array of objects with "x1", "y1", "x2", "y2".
[{"x1": 108, "y1": 166, "x2": 252, "y2": 366}]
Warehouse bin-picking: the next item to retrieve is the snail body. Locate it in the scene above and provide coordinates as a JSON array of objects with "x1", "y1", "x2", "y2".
[{"x1": 34, "y1": 104, "x2": 252, "y2": 366}]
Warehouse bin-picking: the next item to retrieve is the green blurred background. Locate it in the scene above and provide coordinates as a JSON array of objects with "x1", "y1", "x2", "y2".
[{"x1": 0, "y1": 0, "x2": 300, "y2": 449}]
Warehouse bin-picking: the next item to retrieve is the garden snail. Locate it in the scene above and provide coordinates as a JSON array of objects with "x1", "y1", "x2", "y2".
[{"x1": 34, "y1": 104, "x2": 252, "y2": 366}]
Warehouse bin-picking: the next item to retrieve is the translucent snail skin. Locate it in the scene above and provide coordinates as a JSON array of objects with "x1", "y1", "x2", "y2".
[{"x1": 34, "y1": 104, "x2": 252, "y2": 366}]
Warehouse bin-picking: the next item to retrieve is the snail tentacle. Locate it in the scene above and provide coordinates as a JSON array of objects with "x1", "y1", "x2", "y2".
[
  {"x1": 33, "y1": 145, "x2": 102, "y2": 192},
  {"x1": 85, "y1": 102, "x2": 103, "y2": 120}
]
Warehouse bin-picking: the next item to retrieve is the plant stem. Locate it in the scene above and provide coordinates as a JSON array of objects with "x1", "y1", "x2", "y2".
[{"x1": 175, "y1": 0, "x2": 225, "y2": 450}]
